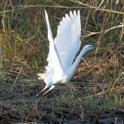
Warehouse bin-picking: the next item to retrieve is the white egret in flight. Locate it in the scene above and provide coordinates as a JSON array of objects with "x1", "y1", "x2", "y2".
[{"x1": 36, "y1": 10, "x2": 93, "y2": 97}]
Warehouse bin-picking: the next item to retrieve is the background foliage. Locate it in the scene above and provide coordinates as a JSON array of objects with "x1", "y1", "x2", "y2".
[{"x1": 0, "y1": 0, "x2": 124, "y2": 123}]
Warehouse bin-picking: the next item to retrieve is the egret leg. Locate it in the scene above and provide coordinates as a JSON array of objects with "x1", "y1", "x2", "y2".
[
  {"x1": 31, "y1": 85, "x2": 48, "y2": 102},
  {"x1": 42, "y1": 85, "x2": 55, "y2": 96}
]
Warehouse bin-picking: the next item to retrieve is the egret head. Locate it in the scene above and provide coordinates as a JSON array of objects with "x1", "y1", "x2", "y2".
[{"x1": 83, "y1": 44, "x2": 94, "y2": 53}]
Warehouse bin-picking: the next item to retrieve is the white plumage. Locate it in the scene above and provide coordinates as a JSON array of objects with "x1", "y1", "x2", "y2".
[{"x1": 37, "y1": 10, "x2": 93, "y2": 96}]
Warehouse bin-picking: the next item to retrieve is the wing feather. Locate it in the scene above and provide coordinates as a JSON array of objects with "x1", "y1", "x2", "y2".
[
  {"x1": 44, "y1": 10, "x2": 65, "y2": 84},
  {"x1": 54, "y1": 10, "x2": 81, "y2": 73}
]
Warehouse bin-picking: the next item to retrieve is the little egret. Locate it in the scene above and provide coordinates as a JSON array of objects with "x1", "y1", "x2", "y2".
[{"x1": 37, "y1": 10, "x2": 93, "y2": 97}]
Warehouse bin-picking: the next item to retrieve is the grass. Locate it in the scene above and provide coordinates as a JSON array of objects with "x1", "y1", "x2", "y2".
[{"x1": 0, "y1": 0, "x2": 124, "y2": 123}]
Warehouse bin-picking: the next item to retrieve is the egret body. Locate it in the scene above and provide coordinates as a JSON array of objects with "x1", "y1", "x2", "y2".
[{"x1": 37, "y1": 10, "x2": 93, "y2": 95}]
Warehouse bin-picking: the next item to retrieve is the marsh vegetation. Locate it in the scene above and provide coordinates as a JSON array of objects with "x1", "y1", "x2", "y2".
[{"x1": 0, "y1": 0, "x2": 124, "y2": 123}]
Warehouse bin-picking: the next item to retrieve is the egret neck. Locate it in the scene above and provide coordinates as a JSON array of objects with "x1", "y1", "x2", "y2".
[{"x1": 67, "y1": 47, "x2": 88, "y2": 80}]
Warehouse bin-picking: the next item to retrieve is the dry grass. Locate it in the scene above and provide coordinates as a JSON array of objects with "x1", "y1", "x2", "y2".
[{"x1": 0, "y1": 0, "x2": 124, "y2": 123}]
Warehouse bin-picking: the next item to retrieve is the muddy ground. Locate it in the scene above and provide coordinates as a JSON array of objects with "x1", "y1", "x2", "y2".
[{"x1": 0, "y1": 71, "x2": 124, "y2": 124}]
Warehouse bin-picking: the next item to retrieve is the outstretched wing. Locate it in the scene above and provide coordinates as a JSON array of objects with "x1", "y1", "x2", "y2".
[
  {"x1": 54, "y1": 10, "x2": 81, "y2": 73},
  {"x1": 44, "y1": 10, "x2": 64, "y2": 83}
]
